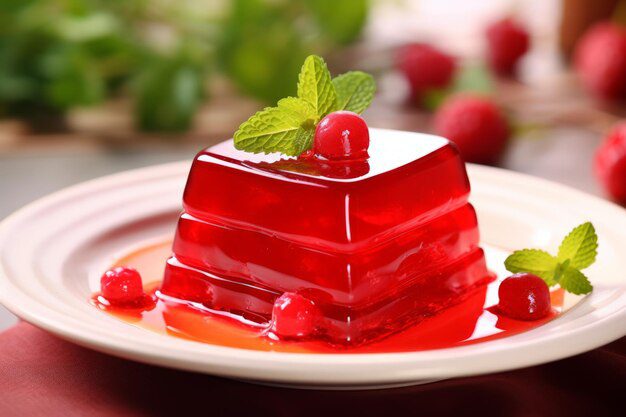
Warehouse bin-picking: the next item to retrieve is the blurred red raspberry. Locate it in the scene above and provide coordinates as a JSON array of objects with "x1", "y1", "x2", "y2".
[
  {"x1": 574, "y1": 22, "x2": 626, "y2": 101},
  {"x1": 485, "y1": 17, "x2": 530, "y2": 76},
  {"x1": 594, "y1": 122, "x2": 626, "y2": 204},
  {"x1": 434, "y1": 95, "x2": 510, "y2": 165},
  {"x1": 395, "y1": 43, "x2": 456, "y2": 104}
]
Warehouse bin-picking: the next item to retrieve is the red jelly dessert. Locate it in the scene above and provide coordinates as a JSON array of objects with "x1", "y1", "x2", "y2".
[{"x1": 160, "y1": 131, "x2": 494, "y2": 345}]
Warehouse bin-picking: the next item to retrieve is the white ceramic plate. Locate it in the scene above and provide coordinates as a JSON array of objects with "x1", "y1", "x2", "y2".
[{"x1": 1, "y1": 129, "x2": 625, "y2": 389}]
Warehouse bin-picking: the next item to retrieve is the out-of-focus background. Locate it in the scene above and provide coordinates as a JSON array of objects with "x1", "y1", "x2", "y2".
[{"x1": 0, "y1": 0, "x2": 625, "y2": 327}]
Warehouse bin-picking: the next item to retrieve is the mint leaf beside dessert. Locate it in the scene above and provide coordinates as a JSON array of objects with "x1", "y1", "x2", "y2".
[
  {"x1": 234, "y1": 55, "x2": 376, "y2": 156},
  {"x1": 505, "y1": 222, "x2": 597, "y2": 295},
  {"x1": 557, "y1": 221, "x2": 598, "y2": 269}
]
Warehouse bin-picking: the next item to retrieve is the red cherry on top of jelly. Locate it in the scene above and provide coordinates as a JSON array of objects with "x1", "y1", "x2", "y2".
[
  {"x1": 270, "y1": 292, "x2": 321, "y2": 339},
  {"x1": 314, "y1": 111, "x2": 369, "y2": 160},
  {"x1": 498, "y1": 273, "x2": 551, "y2": 321},
  {"x1": 100, "y1": 266, "x2": 145, "y2": 305}
]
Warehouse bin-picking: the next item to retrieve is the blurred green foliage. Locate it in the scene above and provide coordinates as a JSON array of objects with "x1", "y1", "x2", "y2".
[
  {"x1": 134, "y1": 50, "x2": 207, "y2": 132},
  {"x1": 0, "y1": 0, "x2": 369, "y2": 132},
  {"x1": 422, "y1": 64, "x2": 494, "y2": 111}
]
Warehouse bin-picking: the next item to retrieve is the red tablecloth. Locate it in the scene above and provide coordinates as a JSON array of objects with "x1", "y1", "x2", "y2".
[{"x1": 0, "y1": 322, "x2": 623, "y2": 417}]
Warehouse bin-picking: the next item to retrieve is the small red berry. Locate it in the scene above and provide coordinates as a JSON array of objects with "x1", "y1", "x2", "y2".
[
  {"x1": 498, "y1": 273, "x2": 551, "y2": 321},
  {"x1": 594, "y1": 122, "x2": 626, "y2": 204},
  {"x1": 574, "y1": 22, "x2": 626, "y2": 100},
  {"x1": 433, "y1": 95, "x2": 510, "y2": 165},
  {"x1": 270, "y1": 292, "x2": 321, "y2": 338},
  {"x1": 485, "y1": 17, "x2": 530, "y2": 76},
  {"x1": 100, "y1": 266, "x2": 144, "y2": 305},
  {"x1": 314, "y1": 111, "x2": 369, "y2": 160},
  {"x1": 395, "y1": 43, "x2": 456, "y2": 103}
]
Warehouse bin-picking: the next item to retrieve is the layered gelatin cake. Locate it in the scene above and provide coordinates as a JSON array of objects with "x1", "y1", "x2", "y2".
[{"x1": 160, "y1": 130, "x2": 493, "y2": 345}]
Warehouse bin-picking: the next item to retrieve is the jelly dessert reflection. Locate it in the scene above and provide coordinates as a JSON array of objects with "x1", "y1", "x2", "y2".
[
  {"x1": 94, "y1": 257, "x2": 560, "y2": 353},
  {"x1": 251, "y1": 157, "x2": 371, "y2": 180},
  {"x1": 159, "y1": 133, "x2": 495, "y2": 346}
]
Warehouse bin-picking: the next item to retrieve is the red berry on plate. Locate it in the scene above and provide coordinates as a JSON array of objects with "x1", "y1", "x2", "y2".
[
  {"x1": 314, "y1": 111, "x2": 369, "y2": 160},
  {"x1": 574, "y1": 22, "x2": 626, "y2": 100},
  {"x1": 498, "y1": 273, "x2": 551, "y2": 321},
  {"x1": 433, "y1": 95, "x2": 510, "y2": 165},
  {"x1": 594, "y1": 122, "x2": 626, "y2": 204},
  {"x1": 485, "y1": 17, "x2": 530, "y2": 76},
  {"x1": 395, "y1": 43, "x2": 456, "y2": 103},
  {"x1": 270, "y1": 292, "x2": 321, "y2": 338},
  {"x1": 100, "y1": 266, "x2": 144, "y2": 305}
]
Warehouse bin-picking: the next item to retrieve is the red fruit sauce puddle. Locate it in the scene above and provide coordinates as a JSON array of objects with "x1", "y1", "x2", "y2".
[{"x1": 91, "y1": 241, "x2": 563, "y2": 354}]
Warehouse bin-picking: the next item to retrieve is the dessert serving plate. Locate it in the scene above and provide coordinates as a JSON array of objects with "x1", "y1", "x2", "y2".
[{"x1": 0, "y1": 129, "x2": 625, "y2": 390}]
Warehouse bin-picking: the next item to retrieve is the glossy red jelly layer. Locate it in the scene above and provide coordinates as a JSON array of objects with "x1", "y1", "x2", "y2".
[{"x1": 161, "y1": 132, "x2": 494, "y2": 345}]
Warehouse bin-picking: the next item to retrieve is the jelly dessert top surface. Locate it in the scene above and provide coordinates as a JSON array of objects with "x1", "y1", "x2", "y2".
[
  {"x1": 182, "y1": 129, "x2": 470, "y2": 246},
  {"x1": 203, "y1": 129, "x2": 449, "y2": 183}
]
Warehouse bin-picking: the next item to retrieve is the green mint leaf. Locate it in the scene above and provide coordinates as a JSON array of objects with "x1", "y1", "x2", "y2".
[
  {"x1": 293, "y1": 127, "x2": 315, "y2": 155},
  {"x1": 276, "y1": 97, "x2": 316, "y2": 154},
  {"x1": 557, "y1": 222, "x2": 598, "y2": 269},
  {"x1": 297, "y1": 55, "x2": 336, "y2": 119},
  {"x1": 553, "y1": 259, "x2": 570, "y2": 283},
  {"x1": 559, "y1": 267, "x2": 593, "y2": 295},
  {"x1": 332, "y1": 71, "x2": 375, "y2": 114},
  {"x1": 277, "y1": 97, "x2": 317, "y2": 120},
  {"x1": 232, "y1": 55, "x2": 376, "y2": 156},
  {"x1": 504, "y1": 222, "x2": 599, "y2": 296},
  {"x1": 233, "y1": 104, "x2": 314, "y2": 156},
  {"x1": 504, "y1": 249, "x2": 559, "y2": 286}
]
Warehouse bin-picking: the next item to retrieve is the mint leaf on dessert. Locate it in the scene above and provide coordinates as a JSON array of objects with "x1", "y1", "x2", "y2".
[
  {"x1": 233, "y1": 105, "x2": 315, "y2": 156},
  {"x1": 559, "y1": 267, "x2": 593, "y2": 295},
  {"x1": 504, "y1": 249, "x2": 559, "y2": 285},
  {"x1": 332, "y1": 71, "x2": 376, "y2": 114},
  {"x1": 557, "y1": 222, "x2": 598, "y2": 269},
  {"x1": 277, "y1": 97, "x2": 317, "y2": 121},
  {"x1": 504, "y1": 221, "x2": 598, "y2": 295},
  {"x1": 233, "y1": 54, "x2": 376, "y2": 156},
  {"x1": 297, "y1": 55, "x2": 336, "y2": 119},
  {"x1": 293, "y1": 127, "x2": 315, "y2": 156}
]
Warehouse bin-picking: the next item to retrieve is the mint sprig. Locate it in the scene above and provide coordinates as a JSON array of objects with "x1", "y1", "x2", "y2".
[
  {"x1": 234, "y1": 55, "x2": 376, "y2": 156},
  {"x1": 297, "y1": 55, "x2": 337, "y2": 119},
  {"x1": 332, "y1": 71, "x2": 376, "y2": 114},
  {"x1": 232, "y1": 105, "x2": 313, "y2": 156},
  {"x1": 504, "y1": 249, "x2": 559, "y2": 286},
  {"x1": 557, "y1": 222, "x2": 598, "y2": 269},
  {"x1": 504, "y1": 222, "x2": 598, "y2": 295}
]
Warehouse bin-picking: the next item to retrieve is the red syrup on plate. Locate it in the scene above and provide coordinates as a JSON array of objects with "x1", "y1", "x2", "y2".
[{"x1": 91, "y1": 241, "x2": 563, "y2": 354}]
